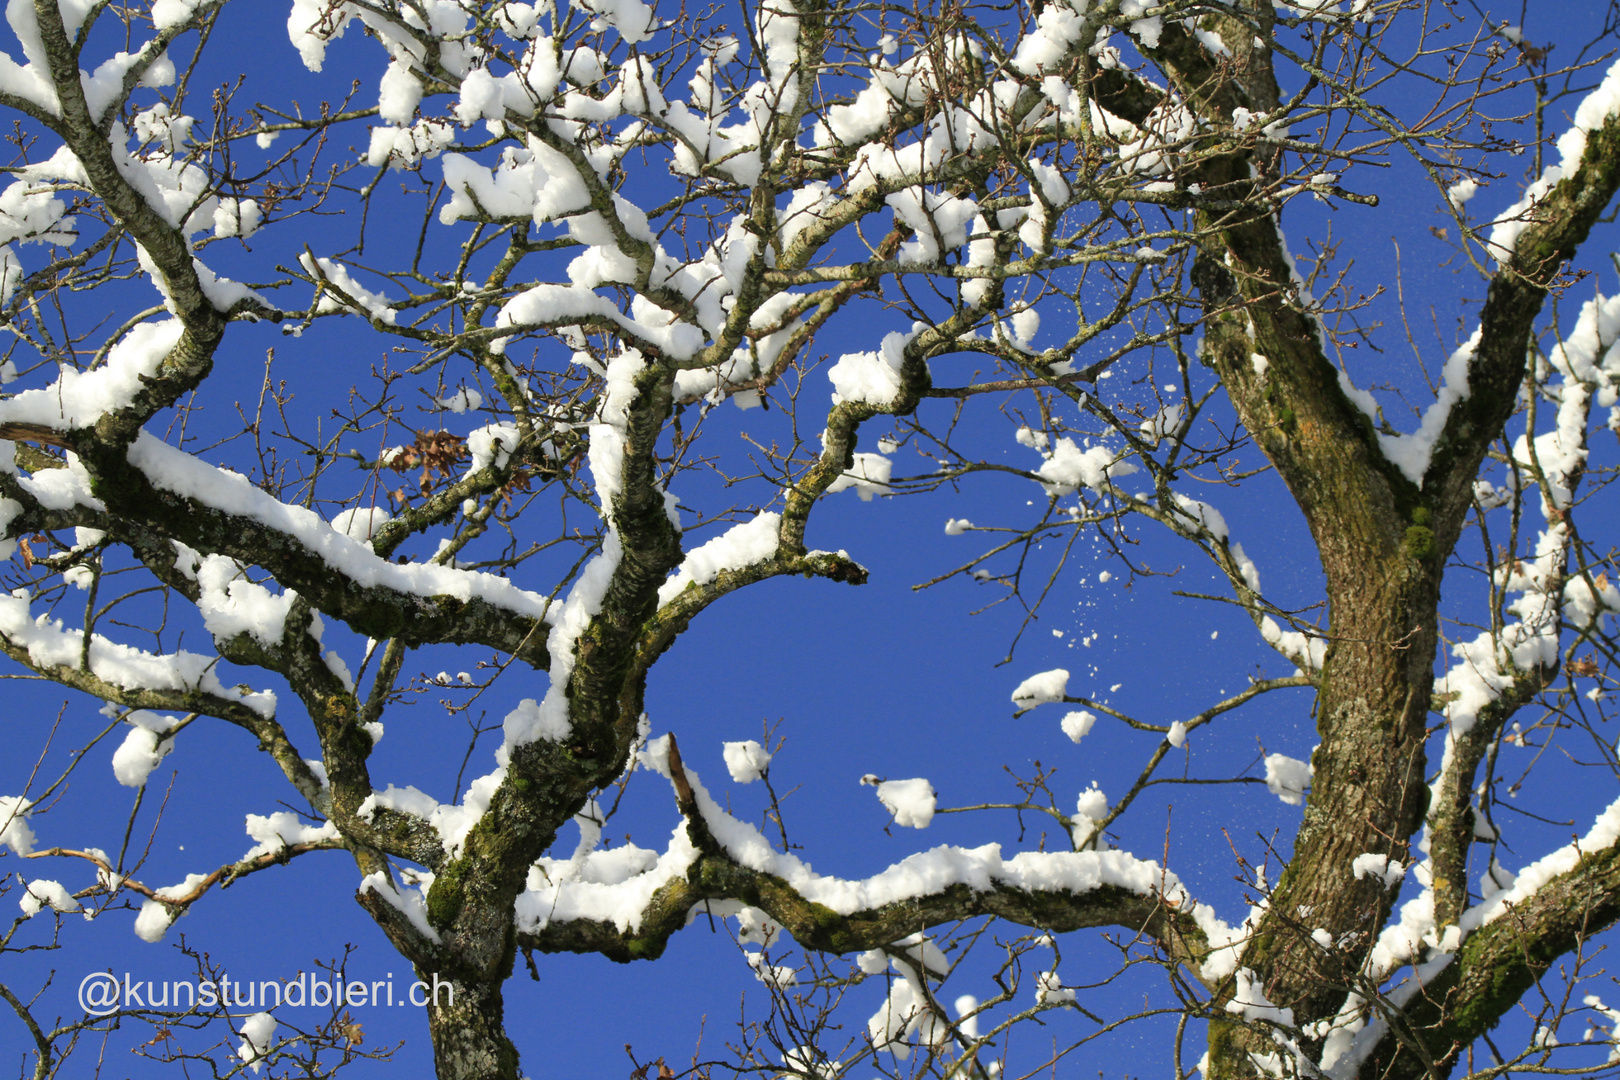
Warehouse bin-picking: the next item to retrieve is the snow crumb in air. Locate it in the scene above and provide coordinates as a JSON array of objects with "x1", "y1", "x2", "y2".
[
  {"x1": 1061, "y1": 710, "x2": 1095, "y2": 743},
  {"x1": 1098, "y1": 570, "x2": 1112, "y2": 583},
  {"x1": 1447, "y1": 178, "x2": 1477, "y2": 208},
  {"x1": 872, "y1": 778, "x2": 936, "y2": 828},
  {"x1": 723, "y1": 740, "x2": 771, "y2": 784}
]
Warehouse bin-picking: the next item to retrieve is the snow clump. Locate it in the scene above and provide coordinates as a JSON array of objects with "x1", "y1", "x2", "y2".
[{"x1": 723, "y1": 740, "x2": 771, "y2": 784}]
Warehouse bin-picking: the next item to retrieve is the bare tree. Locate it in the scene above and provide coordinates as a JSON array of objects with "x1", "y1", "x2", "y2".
[{"x1": 4, "y1": 1, "x2": 1620, "y2": 1078}]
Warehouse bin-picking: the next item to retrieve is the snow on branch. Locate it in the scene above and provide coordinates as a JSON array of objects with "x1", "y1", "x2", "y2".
[
  {"x1": 116, "y1": 433, "x2": 555, "y2": 651},
  {"x1": 0, "y1": 589, "x2": 276, "y2": 717},
  {"x1": 1488, "y1": 57, "x2": 1620, "y2": 260},
  {"x1": 514, "y1": 733, "x2": 1250, "y2": 983}
]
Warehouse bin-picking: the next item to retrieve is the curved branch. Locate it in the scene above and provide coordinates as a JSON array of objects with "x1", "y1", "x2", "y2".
[{"x1": 1358, "y1": 813, "x2": 1620, "y2": 1080}]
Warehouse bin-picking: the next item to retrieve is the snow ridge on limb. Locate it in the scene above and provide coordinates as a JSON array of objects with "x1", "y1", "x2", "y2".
[
  {"x1": 0, "y1": 588, "x2": 275, "y2": 717},
  {"x1": 52, "y1": 432, "x2": 558, "y2": 664},
  {"x1": 22, "y1": 0, "x2": 267, "y2": 437},
  {"x1": 1338, "y1": 52, "x2": 1620, "y2": 498},
  {"x1": 1414, "y1": 54, "x2": 1620, "y2": 506},
  {"x1": 515, "y1": 734, "x2": 1240, "y2": 975},
  {"x1": 1330, "y1": 795, "x2": 1620, "y2": 1079},
  {"x1": 22, "y1": 826, "x2": 345, "y2": 945},
  {"x1": 1425, "y1": 292, "x2": 1620, "y2": 935}
]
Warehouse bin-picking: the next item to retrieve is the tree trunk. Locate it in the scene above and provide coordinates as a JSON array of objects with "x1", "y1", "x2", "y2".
[
  {"x1": 426, "y1": 977, "x2": 522, "y2": 1080},
  {"x1": 1248, "y1": 556, "x2": 1441, "y2": 1013},
  {"x1": 1189, "y1": 158, "x2": 1455, "y2": 1076}
]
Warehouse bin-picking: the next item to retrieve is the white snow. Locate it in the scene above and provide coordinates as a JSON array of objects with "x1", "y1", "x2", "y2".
[
  {"x1": 1011, "y1": 668, "x2": 1068, "y2": 704},
  {"x1": 111, "y1": 711, "x2": 178, "y2": 787},
  {"x1": 1060, "y1": 710, "x2": 1096, "y2": 743},
  {"x1": 828, "y1": 328, "x2": 915, "y2": 406},
  {"x1": 1264, "y1": 754, "x2": 1311, "y2": 806},
  {"x1": 502, "y1": 352, "x2": 644, "y2": 749},
  {"x1": 826, "y1": 452, "x2": 892, "y2": 501},
  {"x1": 1351, "y1": 853, "x2": 1406, "y2": 889},
  {"x1": 1032, "y1": 437, "x2": 1138, "y2": 496},
  {"x1": 723, "y1": 740, "x2": 771, "y2": 784},
  {"x1": 0, "y1": 320, "x2": 180, "y2": 433},
  {"x1": 1227, "y1": 967, "x2": 1293, "y2": 1027},
  {"x1": 1462, "y1": 794, "x2": 1620, "y2": 934},
  {"x1": 241, "y1": 811, "x2": 338, "y2": 861},
  {"x1": 330, "y1": 506, "x2": 392, "y2": 541},
  {"x1": 300, "y1": 254, "x2": 397, "y2": 324},
  {"x1": 436, "y1": 388, "x2": 483, "y2": 413},
  {"x1": 191, "y1": 554, "x2": 295, "y2": 650},
  {"x1": 125, "y1": 432, "x2": 552, "y2": 622},
  {"x1": 874, "y1": 778, "x2": 937, "y2": 828},
  {"x1": 1374, "y1": 330, "x2": 1479, "y2": 486},
  {"x1": 0, "y1": 589, "x2": 276, "y2": 717},
  {"x1": 358, "y1": 870, "x2": 443, "y2": 945},
  {"x1": 1071, "y1": 782, "x2": 1109, "y2": 848},
  {"x1": 516, "y1": 736, "x2": 1243, "y2": 959},
  {"x1": 18, "y1": 877, "x2": 80, "y2": 916},
  {"x1": 236, "y1": 1011, "x2": 277, "y2": 1072},
  {"x1": 0, "y1": 794, "x2": 35, "y2": 854},
  {"x1": 1489, "y1": 55, "x2": 1620, "y2": 259},
  {"x1": 657, "y1": 512, "x2": 780, "y2": 606},
  {"x1": 133, "y1": 872, "x2": 209, "y2": 942}
]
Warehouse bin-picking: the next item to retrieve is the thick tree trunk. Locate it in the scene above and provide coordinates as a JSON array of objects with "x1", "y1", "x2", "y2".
[
  {"x1": 1248, "y1": 561, "x2": 1442, "y2": 1012},
  {"x1": 1189, "y1": 145, "x2": 1456, "y2": 1077},
  {"x1": 426, "y1": 976, "x2": 521, "y2": 1080}
]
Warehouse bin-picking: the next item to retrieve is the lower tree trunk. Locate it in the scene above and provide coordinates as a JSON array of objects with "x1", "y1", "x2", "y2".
[
  {"x1": 426, "y1": 976, "x2": 521, "y2": 1080},
  {"x1": 1205, "y1": 556, "x2": 1443, "y2": 1079}
]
